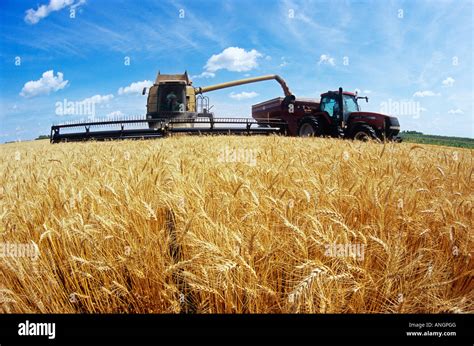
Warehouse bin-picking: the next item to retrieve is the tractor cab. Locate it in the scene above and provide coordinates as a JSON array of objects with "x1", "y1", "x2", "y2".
[{"x1": 319, "y1": 89, "x2": 363, "y2": 127}]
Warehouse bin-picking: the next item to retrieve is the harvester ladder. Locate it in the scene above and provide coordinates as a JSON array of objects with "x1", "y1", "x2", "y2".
[{"x1": 196, "y1": 95, "x2": 210, "y2": 113}]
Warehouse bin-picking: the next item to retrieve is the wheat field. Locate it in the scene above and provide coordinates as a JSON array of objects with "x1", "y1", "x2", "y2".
[{"x1": 0, "y1": 136, "x2": 472, "y2": 313}]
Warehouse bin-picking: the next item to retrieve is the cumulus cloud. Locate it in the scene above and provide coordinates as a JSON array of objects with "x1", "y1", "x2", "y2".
[
  {"x1": 318, "y1": 54, "x2": 335, "y2": 66},
  {"x1": 118, "y1": 80, "x2": 153, "y2": 95},
  {"x1": 191, "y1": 72, "x2": 216, "y2": 79},
  {"x1": 413, "y1": 90, "x2": 440, "y2": 97},
  {"x1": 25, "y1": 0, "x2": 85, "y2": 25},
  {"x1": 80, "y1": 94, "x2": 114, "y2": 104},
  {"x1": 204, "y1": 47, "x2": 263, "y2": 73},
  {"x1": 229, "y1": 91, "x2": 259, "y2": 100},
  {"x1": 448, "y1": 108, "x2": 463, "y2": 114},
  {"x1": 20, "y1": 70, "x2": 68, "y2": 98},
  {"x1": 442, "y1": 77, "x2": 455, "y2": 87}
]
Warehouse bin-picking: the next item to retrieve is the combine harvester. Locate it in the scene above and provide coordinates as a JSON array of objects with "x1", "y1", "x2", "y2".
[{"x1": 50, "y1": 72, "x2": 401, "y2": 143}]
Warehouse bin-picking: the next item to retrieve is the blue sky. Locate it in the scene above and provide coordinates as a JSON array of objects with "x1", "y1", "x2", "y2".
[{"x1": 0, "y1": 0, "x2": 472, "y2": 142}]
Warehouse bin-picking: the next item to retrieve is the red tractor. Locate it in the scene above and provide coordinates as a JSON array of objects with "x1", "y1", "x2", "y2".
[{"x1": 252, "y1": 87, "x2": 401, "y2": 141}]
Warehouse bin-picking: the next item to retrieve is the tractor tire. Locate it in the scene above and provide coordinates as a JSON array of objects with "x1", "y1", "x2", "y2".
[
  {"x1": 298, "y1": 116, "x2": 322, "y2": 137},
  {"x1": 352, "y1": 125, "x2": 381, "y2": 142}
]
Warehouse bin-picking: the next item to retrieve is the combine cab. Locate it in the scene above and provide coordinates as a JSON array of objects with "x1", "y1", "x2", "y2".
[{"x1": 145, "y1": 72, "x2": 208, "y2": 128}]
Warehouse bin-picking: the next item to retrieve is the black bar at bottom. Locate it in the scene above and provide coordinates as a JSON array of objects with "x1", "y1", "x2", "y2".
[{"x1": 0, "y1": 314, "x2": 471, "y2": 345}]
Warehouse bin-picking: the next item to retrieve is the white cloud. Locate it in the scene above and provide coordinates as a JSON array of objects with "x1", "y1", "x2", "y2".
[
  {"x1": 70, "y1": 0, "x2": 86, "y2": 10},
  {"x1": 25, "y1": 0, "x2": 85, "y2": 25},
  {"x1": 81, "y1": 94, "x2": 114, "y2": 104},
  {"x1": 442, "y1": 77, "x2": 455, "y2": 87},
  {"x1": 448, "y1": 108, "x2": 463, "y2": 114},
  {"x1": 118, "y1": 80, "x2": 153, "y2": 95},
  {"x1": 413, "y1": 90, "x2": 440, "y2": 97},
  {"x1": 191, "y1": 72, "x2": 215, "y2": 79},
  {"x1": 318, "y1": 54, "x2": 335, "y2": 66},
  {"x1": 20, "y1": 70, "x2": 68, "y2": 98},
  {"x1": 229, "y1": 91, "x2": 259, "y2": 100},
  {"x1": 204, "y1": 47, "x2": 263, "y2": 73},
  {"x1": 363, "y1": 90, "x2": 372, "y2": 94},
  {"x1": 279, "y1": 57, "x2": 288, "y2": 67}
]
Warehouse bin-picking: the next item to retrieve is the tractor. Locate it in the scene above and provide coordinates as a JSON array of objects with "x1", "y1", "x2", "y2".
[{"x1": 252, "y1": 87, "x2": 401, "y2": 141}]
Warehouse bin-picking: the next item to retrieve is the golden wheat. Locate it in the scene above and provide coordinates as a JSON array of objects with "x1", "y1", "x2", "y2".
[{"x1": 0, "y1": 136, "x2": 472, "y2": 313}]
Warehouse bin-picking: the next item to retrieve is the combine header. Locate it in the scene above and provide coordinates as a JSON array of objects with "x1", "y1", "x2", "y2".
[
  {"x1": 50, "y1": 117, "x2": 287, "y2": 142},
  {"x1": 50, "y1": 71, "x2": 401, "y2": 143}
]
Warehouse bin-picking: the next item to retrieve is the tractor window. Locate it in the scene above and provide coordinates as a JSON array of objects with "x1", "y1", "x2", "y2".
[
  {"x1": 342, "y1": 95, "x2": 359, "y2": 122},
  {"x1": 158, "y1": 84, "x2": 186, "y2": 112},
  {"x1": 320, "y1": 96, "x2": 338, "y2": 118},
  {"x1": 343, "y1": 95, "x2": 359, "y2": 113}
]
